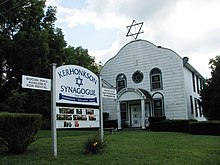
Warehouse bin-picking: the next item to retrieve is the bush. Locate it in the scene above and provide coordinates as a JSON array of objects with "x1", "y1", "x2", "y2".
[
  {"x1": 0, "y1": 112, "x2": 7, "y2": 137},
  {"x1": 171, "y1": 120, "x2": 196, "y2": 133},
  {"x1": 83, "y1": 135, "x2": 105, "y2": 154},
  {"x1": 149, "y1": 120, "x2": 171, "y2": 131},
  {"x1": 148, "y1": 116, "x2": 166, "y2": 124},
  {"x1": 189, "y1": 120, "x2": 220, "y2": 136},
  {"x1": 103, "y1": 112, "x2": 109, "y2": 120},
  {"x1": 0, "y1": 112, "x2": 42, "y2": 154},
  {"x1": 41, "y1": 117, "x2": 51, "y2": 130},
  {"x1": 103, "y1": 120, "x2": 118, "y2": 128},
  {"x1": 149, "y1": 119, "x2": 196, "y2": 133}
]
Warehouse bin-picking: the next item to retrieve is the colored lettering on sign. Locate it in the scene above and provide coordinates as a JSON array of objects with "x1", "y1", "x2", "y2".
[
  {"x1": 57, "y1": 68, "x2": 97, "y2": 85},
  {"x1": 60, "y1": 85, "x2": 96, "y2": 96},
  {"x1": 56, "y1": 65, "x2": 99, "y2": 106}
]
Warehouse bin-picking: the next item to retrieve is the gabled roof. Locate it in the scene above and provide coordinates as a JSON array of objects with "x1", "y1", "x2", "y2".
[{"x1": 183, "y1": 57, "x2": 206, "y2": 80}]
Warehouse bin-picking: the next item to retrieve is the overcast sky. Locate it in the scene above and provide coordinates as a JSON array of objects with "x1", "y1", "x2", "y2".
[{"x1": 46, "y1": 0, "x2": 220, "y2": 78}]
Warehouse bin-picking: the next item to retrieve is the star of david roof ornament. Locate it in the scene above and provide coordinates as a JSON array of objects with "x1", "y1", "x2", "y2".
[{"x1": 126, "y1": 20, "x2": 144, "y2": 40}]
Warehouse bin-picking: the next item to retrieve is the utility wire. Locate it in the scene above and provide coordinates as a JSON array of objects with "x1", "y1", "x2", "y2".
[
  {"x1": 2, "y1": 0, "x2": 31, "y2": 15},
  {"x1": 0, "y1": 0, "x2": 10, "y2": 7}
]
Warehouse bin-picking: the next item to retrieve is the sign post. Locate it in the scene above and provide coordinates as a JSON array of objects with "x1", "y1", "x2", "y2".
[
  {"x1": 51, "y1": 63, "x2": 57, "y2": 158},
  {"x1": 100, "y1": 82, "x2": 116, "y2": 141},
  {"x1": 22, "y1": 64, "x2": 105, "y2": 157},
  {"x1": 99, "y1": 75, "x2": 104, "y2": 142}
]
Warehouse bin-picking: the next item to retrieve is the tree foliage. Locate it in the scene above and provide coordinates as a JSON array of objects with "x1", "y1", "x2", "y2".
[
  {"x1": 200, "y1": 56, "x2": 220, "y2": 120},
  {"x1": 64, "y1": 46, "x2": 101, "y2": 74},
  {"x1": 0, "y1": 0, "x2": 100, "y2": 117}
]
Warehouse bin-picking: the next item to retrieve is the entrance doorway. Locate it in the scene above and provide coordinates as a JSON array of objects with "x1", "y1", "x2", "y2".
[{"x1": 131, "y1": 105, "x2": 141, "y2": 127}]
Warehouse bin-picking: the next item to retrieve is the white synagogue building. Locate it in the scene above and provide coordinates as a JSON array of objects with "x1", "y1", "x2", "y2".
[{"x1": 100, "y1": 39, "x2": 206, "y2": 129}]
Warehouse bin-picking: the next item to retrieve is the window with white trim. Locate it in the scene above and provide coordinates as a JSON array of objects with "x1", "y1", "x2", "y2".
[
  {"x1": 116, "y1": 73, "x2": 127, "y2": 92},
  {"x1": 192, "y1": 73, "x2": 196, "y2": 92},
  {"x1": 150, "y1": 68, "x2": 162, "y2": 90},
  {"x1": 194, "y1": 98, "x2": 199, "y2": 117},
  {"x1": 153, "y1": 99, "x2": 163, "y2": 117},
  {"x1": 190, "y1": 96, "x2": 194, "y2": 114}
]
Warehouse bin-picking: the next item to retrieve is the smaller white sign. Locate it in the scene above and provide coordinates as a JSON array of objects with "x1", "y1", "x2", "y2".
[
  {"x1": 102, "y1": 88, "x2": 117, "y2": 99},
  {"x1": 22, "y1": 75, "x2": 51, "y2": 91}
]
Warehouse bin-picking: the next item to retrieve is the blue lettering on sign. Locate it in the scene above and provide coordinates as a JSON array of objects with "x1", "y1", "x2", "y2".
[
  {"x1": 59, "y1": 93, "x2": 97, "y2": 103},
  {"x1": 57, "y1": 68, "x2": 97, "y2": 85},
  {"x1": 60, "y1": 85, "x2": 96, "y2": 96}
]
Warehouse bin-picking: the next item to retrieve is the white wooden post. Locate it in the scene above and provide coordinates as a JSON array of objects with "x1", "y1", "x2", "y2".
[
  {"x1": 51, "y1": 63, "x2": 57, "y2": 158},
  {"x1": 99, "y1": 75, "x2": 104, "y2": 142},
  {"x1": 141, "y1": 99, "x2": 146, "y2": 129},
  {"x1": 117, "y1": 101, "x2": 122, "y2": 129}
]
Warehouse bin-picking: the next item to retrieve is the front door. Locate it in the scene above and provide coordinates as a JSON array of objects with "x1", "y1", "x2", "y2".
[{"x1": 131, "y1": 105, "x2": 141, "y2": 127}]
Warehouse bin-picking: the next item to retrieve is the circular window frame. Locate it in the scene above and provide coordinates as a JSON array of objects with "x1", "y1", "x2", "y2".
[{"x1": 132, "y1": 70, "x2": 144, "y2": 84}]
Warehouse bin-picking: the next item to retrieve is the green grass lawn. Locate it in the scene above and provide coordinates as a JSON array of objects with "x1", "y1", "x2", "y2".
[{"x1": 1, "y1": 130, "x2": 220, "y2": 165}]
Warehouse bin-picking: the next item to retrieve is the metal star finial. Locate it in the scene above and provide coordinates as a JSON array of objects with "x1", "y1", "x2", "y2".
[{"x1": 126, "y1": 20, "x2": 144, "y2": 40}]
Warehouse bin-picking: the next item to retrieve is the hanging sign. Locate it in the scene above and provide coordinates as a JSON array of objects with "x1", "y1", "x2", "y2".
[
  {"x1": 102, "y1": 87, "x2": 116, "y2": 99},
  {"x1": 22, "y1": 75, "x2": 51, "y2": 91},
  {"x1": 56, "y1": 106, "x2": 100, "y2": 129},
  {"x1": 56, "y1": 65, "x2": 99, "y2": 106}
]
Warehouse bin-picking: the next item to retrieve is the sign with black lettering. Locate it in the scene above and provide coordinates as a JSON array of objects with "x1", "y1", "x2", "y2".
[
  {"x1": 56, "y1": 106, "x2": 100, "y2": 129},
  {"x1": 22, "y1": 75, "x2": 51, "y2": 91},
  {"x1": 102, "y1": 88, "x2": 116, "y2": 99}
]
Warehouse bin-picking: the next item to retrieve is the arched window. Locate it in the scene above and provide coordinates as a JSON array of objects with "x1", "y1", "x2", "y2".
[
  {"x1": 150, "y1": 68, "x2": 163, "y2": 90},
  {"x1": 116, "y1": 73, "x2": 127, "y2": 92},
  {"x1": 152, "y1": 92, "x2": 164, "y2": 117}
]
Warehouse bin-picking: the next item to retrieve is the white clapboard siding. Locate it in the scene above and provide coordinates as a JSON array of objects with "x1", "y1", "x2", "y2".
[{"x1": 101, "y1": 39, "x2": 205, "y2": 121}]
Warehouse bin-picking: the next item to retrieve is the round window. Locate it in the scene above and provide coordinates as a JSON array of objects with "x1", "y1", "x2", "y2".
[{"x1": 132, "y1": 70, "x2": 144, "y2": 83}]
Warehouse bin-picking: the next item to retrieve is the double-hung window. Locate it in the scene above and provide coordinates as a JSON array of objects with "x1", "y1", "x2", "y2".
[
  {"x1": 153, "y1": 99, "x2": 163, "y2": 116},
  {"x1": 116, "y1": 73, "x2": 127, "y2": 92},
  {"x1": 150, "y1": 68, "x2": 162, "y2": 90}
]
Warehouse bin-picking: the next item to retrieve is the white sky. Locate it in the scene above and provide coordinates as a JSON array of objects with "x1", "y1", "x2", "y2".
[{"x1": 46, "y1": 0, "x2": 220, "y2": 78}]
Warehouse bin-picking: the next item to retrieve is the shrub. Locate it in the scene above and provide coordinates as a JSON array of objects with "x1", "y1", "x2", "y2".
[
  {"x1": 171, "y1": 120, "x2": 196, "y2": 133},
  {"x1": 83, "y1": 135, "x2": 105, "y2": 154},
  {"x1": 189, "y1": 120, "x2": 220, "y2": 136},
  {"x1": 41, "y1": 117, "x2": 51, "y2": 130},
  {"x1": 103, "y1": 120, "x2": 118, "y2": 128},
  {"x1": 149, "y1": 120, "x2": 171, "y2": 131},
  {"x1": 0, "y1": 112, "x2": 8, "y2": 137},
  {"x1": 148, "y1": 116, "x2": 166, "y2": 124},
  {"x1": 0, "y1": 112, "x2": 42, "y2": 154},
  {"x1": 103, "y1": 112, "x2": 109, "y2": 120},
  {"x1": 149, "y1": 119, "x2": 196, "y2": 133}
]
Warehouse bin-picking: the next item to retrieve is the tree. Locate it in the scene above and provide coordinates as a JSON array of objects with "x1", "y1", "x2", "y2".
[
  {"x1": 0, "y1": 0, "x2": 66, "y2": 114},
  {"x1": 0, "y1": 0, "x2": 100, "y2": 117},
  {"x1": 64, "y1": 46, "x2": 101, "y2": 74},
  {"x1": 200, "y1": 56, "x2": 220, "y2": 120}
]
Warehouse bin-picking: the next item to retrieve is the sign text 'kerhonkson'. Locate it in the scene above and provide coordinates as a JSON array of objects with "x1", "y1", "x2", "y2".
[{"x1": 56, "y1": 65, "x2": 100, "y2": 106}]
